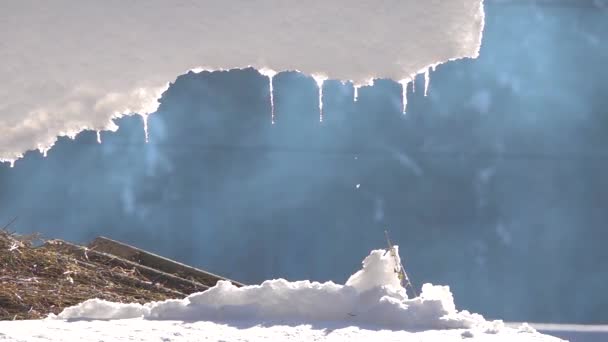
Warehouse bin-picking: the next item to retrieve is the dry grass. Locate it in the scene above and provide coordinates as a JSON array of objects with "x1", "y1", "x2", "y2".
[{"x1": 0, "y1": 230, "x2": 185, "y2": 320}]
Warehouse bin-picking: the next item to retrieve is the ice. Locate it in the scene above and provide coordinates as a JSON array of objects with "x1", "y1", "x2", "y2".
[
  {"x1": 399, "y1": 80, "x2": 410, "y2": 114},
  {"x1": 96, "y1": 131, "x2": 102, "y2": 144},
  {"x1": 312, "y1": 74, "x2": 328, "y2": 122},
  {"x1": 258, "y1": 68, "x2": 278, "y2": 124},
  {"x1": 0, "y1": 0, "x2": 485, "y2": 163},
  {"x1": 352, "y1": 79, "x2": 375, "y2": 103},
  {"x1": 424, "y1": 68, "x2": 431, "y2": 97},
  {"x1": 423, "y1": 63, "x2": 439, "y2": 97},
  {"x1": 142, "y1": 114, "x2": 150, "y2": 143}
]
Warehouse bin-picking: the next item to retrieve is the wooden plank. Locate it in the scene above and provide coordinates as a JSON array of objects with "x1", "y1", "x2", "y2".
[
  {"x1": 88, "y1": 236, "x2": 244, "y2": 287},
  {"x1": 46, "y1": 239, "x2": 209, "y2": 295}
]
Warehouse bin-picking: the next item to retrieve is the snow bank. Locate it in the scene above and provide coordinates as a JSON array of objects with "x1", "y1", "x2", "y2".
[
  {"x1": 57, "y1": 247, "x2": 491, "y2": 331},
  {"x1": 0, "y1": 0, "x2": 485, "y2": 163}
]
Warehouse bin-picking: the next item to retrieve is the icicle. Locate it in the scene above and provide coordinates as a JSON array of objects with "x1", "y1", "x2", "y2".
[
  {"x1": 411, "y1": 76, "x2": 416, "y2": 93},
  {"x1": 312, "y1": 74, "x2": 328, "y2": 123},
  {"x1": 259, "y1": 68, "x2": 278, "y2": 124},
  {"x1": 142, "y1": 114, "x2": 149, "y2": 143},
  {"x1": 96, "y1": 130, "x2": 102, "y2": 144},
  {"x1": 353, "y1": 78, "x2": 374, "y2": 103},
  {"x1": 269, "y1": 76, "x2": 275, "y2": 124},
  {"x1": 398, "y1": 80, "x2": 410, "y2": 114},
  {"x1": 424, "y1": 68, "x2": 431, "y2": 97},
  {"x1": 37, "y1": 144, "x2": 50, "y2": 158},
  {"x1": 9, "y1": 160, "x2": 15, "y2": 168}
]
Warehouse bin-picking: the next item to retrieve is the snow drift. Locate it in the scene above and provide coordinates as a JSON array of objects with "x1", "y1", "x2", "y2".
[
  {"x1": 57, "y1": 247, "x2": 492, "y2": 332},
  {"x1": 0, "y1": 0, "x2": 485, "y2": 163}
]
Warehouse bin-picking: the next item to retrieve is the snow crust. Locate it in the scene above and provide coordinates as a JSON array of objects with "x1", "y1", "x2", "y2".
[
  {"x1": 0, "y1": 0, "x2": 485, "y2": 163},
  {"x1": 56, "y1": 248, "x2": 504, "y2": 333}
]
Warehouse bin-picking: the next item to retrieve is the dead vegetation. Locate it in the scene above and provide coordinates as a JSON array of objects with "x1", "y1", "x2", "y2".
[{"x1": 0, "y1": 229, "x2": 186, "y2": 320}]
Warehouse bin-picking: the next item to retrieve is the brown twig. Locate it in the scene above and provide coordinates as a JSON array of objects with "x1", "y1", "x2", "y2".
[{"x1": 1, "y1": 216, "x2": 18, "y2": 231}]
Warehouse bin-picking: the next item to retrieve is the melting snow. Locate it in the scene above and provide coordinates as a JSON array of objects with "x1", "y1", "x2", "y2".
[
  {"x1": 56, "y1": 247, "x2": 494, "y2": 330},
  {"x1": 0, "y1": 0, "x2": 485, "y2": 163},
  {"x1": 0, "y1": 248, "x2": 564, "y2": 341}
]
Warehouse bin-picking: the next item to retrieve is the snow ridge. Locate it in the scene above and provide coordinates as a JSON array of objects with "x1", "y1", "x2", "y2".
[{"x1": 57, "y1": 248, "x2": 489, "y2": 331}]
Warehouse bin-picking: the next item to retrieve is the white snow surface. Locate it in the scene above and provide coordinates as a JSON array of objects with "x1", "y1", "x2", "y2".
[
  {"x1": 54, "y1": 247, "x2": 487, "y2": 330},
  {"x1": 0, "y1": 0, "x2": 485, "y2": 163},
  {"x1": 0, "y1": 319, "x2": 565, "y2": 342},
  {"x1": 0, "y1": 248, "x2": 563, "y2": 341}
]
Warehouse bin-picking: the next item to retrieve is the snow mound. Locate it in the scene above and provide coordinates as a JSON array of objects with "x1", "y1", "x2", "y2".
[
  {"x1": 57, "y1": 247, "x2": 495, "y2": 331},
  {"x1": 1, "y1": 0, "x2": 485, "y2": 163}
]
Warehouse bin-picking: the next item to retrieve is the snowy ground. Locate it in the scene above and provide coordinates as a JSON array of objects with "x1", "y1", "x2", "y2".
[
  {"x1": 512, "y1": 323, "x2": 608, "y2": 342},
  {"x1": 0, "y1": 248, "x2": 563, "y2": 341},
  {"x1": 0, "y1": 319, "x2": 565, "y2": 342}
]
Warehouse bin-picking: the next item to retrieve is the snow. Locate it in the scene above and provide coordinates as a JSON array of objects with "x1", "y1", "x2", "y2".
[
  {"x1": 0, "y1": 319, "x2": 566, "y2": 342},
  {"x1": 508, "y1": 322, "x2": 608, "y2": 342},
  {"x1": 55, "y1": 247, "x2": 489, "y2": 330},
  {"x1": 0, "y1": 0, "x2": 485, "y2": 163},
  {"x1": 0, "y1": 248, "x2": 564, "y2": 341}
]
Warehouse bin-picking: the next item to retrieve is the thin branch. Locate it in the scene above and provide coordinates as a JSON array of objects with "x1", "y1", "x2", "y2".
[{"x1": 1, "y1": 216, "x2": 18, "y2": 231}]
